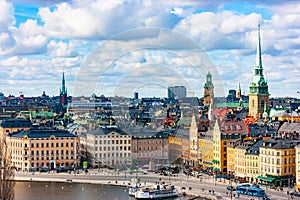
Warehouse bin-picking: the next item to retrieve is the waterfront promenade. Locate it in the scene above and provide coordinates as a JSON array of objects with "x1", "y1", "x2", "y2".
[{"x1": 14, "y1": 169, "x2": 295, "y2": 200}]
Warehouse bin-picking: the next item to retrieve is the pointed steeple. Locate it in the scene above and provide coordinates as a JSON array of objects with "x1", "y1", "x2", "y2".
[
  {"x1": 256, "y1": 23, "x2": 263, "y2": 69},
  {"x1": 60, "y1": 72, "x2": 67, "y2": 95}
]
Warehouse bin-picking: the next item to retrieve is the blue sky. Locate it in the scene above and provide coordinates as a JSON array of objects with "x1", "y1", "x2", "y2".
[{"x1": 1, "y1": 0, "x2": 300, "y2": 98}]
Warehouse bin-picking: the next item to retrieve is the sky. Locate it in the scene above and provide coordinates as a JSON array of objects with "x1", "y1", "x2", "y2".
[{"x1": 1, "y1": 0, "x2": 300, "y2": 98}]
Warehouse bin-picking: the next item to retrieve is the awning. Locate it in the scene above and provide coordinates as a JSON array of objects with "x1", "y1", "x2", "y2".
[
  {"x1": 203, "y1": 161, "x2": 212, "y2": 165},
  {"x1": 235, "y1": 173, "x2": 246, "y2": 178},
  {"x1": 257, "y1": 176, "x2": 275, "y2": 182}
]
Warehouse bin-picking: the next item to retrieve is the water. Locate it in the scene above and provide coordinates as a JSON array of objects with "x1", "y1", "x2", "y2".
[
  {"x1": 14, "y1": 181, "x2": 183, "y2": 200},
  {"x1": 15, "y1": 181, "x2": 130, "y2": 200}
]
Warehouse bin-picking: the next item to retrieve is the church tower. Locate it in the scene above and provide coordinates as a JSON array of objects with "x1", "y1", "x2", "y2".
[
  {"x1": 203, "y1": 71, "x2": 214, "y2": 106},
  {"x1": 60, "y1": 72, "x2": 68, "y2": 107},
  {"x1": 248, "y1": 24, "x2": 269, "y2": 118},
  {"x1": 237, "y1": 82, "x2": 241, "y2": 99}
]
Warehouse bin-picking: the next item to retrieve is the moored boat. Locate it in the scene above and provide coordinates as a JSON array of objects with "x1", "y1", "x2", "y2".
[{"x1": 134, "y1": 184, "x2": 178, "y2": 199}]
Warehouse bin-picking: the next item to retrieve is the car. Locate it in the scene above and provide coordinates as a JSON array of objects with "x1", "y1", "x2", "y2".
[
  {"x1": 40, "y1": 167, "x2": 49, "y2": 173},
  {"x1": 56, "y1": 167, "x2": 68, "y2": 173},
  {"x1": 226, "y1": 186, "x2": 236, "y2": 191}
]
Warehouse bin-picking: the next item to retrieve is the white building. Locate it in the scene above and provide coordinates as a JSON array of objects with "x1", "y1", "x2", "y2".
[{"x1": 84, "y1": 127, "x2": 132, "y2": 168}]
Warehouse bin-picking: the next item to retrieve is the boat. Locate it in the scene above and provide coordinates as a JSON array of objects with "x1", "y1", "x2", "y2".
[
  {"x1": 134, "y1": 184, "x2": 178, "y2": 199},
  {"x1": 128, "y1": 185, "x2": 142, "y2": 196}
]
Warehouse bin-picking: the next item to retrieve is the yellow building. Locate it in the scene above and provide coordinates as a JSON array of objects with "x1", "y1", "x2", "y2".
[
  {"x1": 0, "y1": 118, "x2": 31, "y2": 141},
  {"x1": 258, "y1": 139, "x2": 297, "y2": 187},
  {"x1": 213, "y1": 119, "x2": 248, "y2": 174},
  {"x1": 234, "y1": 142, "x2": 252, "y2": 181},
  {"x1": 199, "y1": 130, "x2": 213, "y2": 172},
  {"x1": 7, "y1": 129, "x2": 79, "y2": 171},
  {"x1": 296, "y1": 145, "x2": 300, "y2": 191},
  {"x1": 227, "y1": 141, "x2": 239, "y2": 175}
]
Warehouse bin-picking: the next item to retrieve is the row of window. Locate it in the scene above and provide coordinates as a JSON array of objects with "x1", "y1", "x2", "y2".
[
  {"x1": 94, "y1": 146, "x2": 130, "y2": 151},
  {"x1": 25, "y1": 142, "x2": 74, "y2": 148},
  {"x1": 94, "y1": 140, "x2": 130, "y2": 145},
  {"x1": 95, "y1": 152, "x2": 130, "y2": 158},
  {"x1": 30, "y1": 156, "x2": 74, "y2": 161},
  {"x1": 260, "y1": 149, "x2": 294, "y2": 156},
  {"x1": 260, "y1": 156, "x2": 295, "y2": 164},
  {"x1": 261, "y1": 165, "x2": 295, "y2": 174}
]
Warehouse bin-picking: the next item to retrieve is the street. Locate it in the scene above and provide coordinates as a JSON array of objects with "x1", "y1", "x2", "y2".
[{"x1": 14, "y1": 169, "x2": 297, "y2": 200}]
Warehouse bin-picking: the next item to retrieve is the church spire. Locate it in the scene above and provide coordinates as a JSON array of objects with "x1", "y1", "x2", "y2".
[
  {"x1": 60, "y1": 72, "x2": 67, "y2": 95},
  {"x1": 256, "y1": 23, "x2": 263, "y2": 69}
]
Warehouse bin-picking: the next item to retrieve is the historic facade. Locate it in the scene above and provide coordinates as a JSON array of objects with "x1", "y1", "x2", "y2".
[{"x1": 6, "y1": 129, "x2": 78, "y2": 171}]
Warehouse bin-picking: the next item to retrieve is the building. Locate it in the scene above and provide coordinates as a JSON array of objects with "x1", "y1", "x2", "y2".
[
  {"x1": 168, "y1": 128, "x2": 189, "y2": 165},
  {"x1": 131, "y1": 130, "x2": 170, "y2": 168},
  {"x1": 258, "y1": 138, "x2": 298, "y2": 187},
  {"x1": 6, "y1": 129, "x2": 78, "y2": 171},
  {"x1": 212, "y1": 119, "x2": 248, "y2": 174},
  {"x1": 189, "y1": 116, "x2": 199, "y2": 167},
  {"x1": 277, "y1": 122, "x2": 300, "y2": 139},
  {"x1": 227, "y1": 141, "x2": 239, "y2": 176},
  {"x1": 84, "y1": 127, "x2": 131, "y2": 168},
  {"x1": 199, "y1": 129, "x2": 213, "y2": 173},
  {"x1": 0, "y1": 118, "x2": 31, "y2": 141},
  {"x1": 296, "y1": 144, "x2": 300, "y2": 191},
  {"x1": 168, "y1": 86, "x2": 186, "y2": 99},
  {"x1": 246, "y1": 139, "x2": 263, "y2": 183},
  {"x1": 203, "y1": 71, "x2": 214, "y2": 106},
  {"x1": 234, "y1": 142, "x2": 253, "y2": 181},
  {"x1": 248, "y1": 24, "x2": 269, "y2": 118}
]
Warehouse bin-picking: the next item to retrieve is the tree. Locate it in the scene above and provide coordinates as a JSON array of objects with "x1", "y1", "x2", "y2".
[{"x1": 0, "y1": 140, "x2": 15, "y2": 200}]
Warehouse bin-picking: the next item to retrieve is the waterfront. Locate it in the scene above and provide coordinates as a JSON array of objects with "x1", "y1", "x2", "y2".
[
  {"x1": 15, "y1": 181, "x2": 130, "y2": 200},
  {"x1": 13, "y1": 170, "x2": 293, "y2": 200}
]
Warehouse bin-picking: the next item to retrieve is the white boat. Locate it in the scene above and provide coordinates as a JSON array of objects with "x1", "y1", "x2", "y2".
[
  {"x1": 134, "y1": 184, "x2": 178, "y2": 199},
  {"x1": 128, "y1": 185, "x2": 142, "y2": 196}
]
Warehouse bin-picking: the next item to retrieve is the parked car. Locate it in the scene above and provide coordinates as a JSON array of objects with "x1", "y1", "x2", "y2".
[
  {"x1": 40, "y1": 167, "x2": 49, "y2": 173},
  {"x1": 226, "y1": 186, "x2": 235, "y2": 191},
  {"x1": 56, "y1": 167, "x2": 68, "y2": 173}
]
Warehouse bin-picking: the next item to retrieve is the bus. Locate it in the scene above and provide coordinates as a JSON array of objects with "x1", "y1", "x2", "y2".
[{"x1": 236, "y1": 185, "x2": 266, "y2": 197}]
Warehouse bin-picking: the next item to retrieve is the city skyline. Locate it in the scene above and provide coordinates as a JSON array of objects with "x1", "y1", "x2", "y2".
[{"x1": 1, "y1": 0, "x2": 300, "y2": 98}]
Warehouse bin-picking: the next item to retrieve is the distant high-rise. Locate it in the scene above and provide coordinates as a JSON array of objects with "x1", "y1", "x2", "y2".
[
  {"x1": 134, "y1": 92, "x2": 139, "y2": 100},
  {"x1": 203, "y1": 71, "x2": 214, "y2": 106},
  {"x1": 248, "y1": 24, "x2": 269, "y2": 118},
  {"x1": 168, "y1": 86, "x2": 186, "y2": 99}
]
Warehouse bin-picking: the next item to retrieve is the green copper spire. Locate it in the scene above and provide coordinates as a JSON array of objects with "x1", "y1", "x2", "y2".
[
  {"x1": 60, "y1": 72, "x2": 67, "y2": 95},
  {"x1": 204, "y1": 71, "x2": 214, "y2": 89},
  {"x1": 256, "y1": 23, "x2": 263, "y2": 69},
  {"x1": 249, "y1": 23, "x2": 269, "y2": 95}
]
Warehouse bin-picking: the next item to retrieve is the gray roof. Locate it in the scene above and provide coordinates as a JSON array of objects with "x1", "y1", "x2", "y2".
[
  {"x1": 278, "y1": 122, "x2": 300, "y2": 134},
  {"x1": 87, "y1": 127, "x2": 129, "y2": 136},
  {"x1": 260, "y1": 138, "x2": 300, "y2": 149},
  {"x1": 246, "y1": 140, "x2": 264, "y2": 155},
  {"x1": 1, "y1": 118, "x2": 32, "y2": 128},
  {"x1": 8, "y1": 129, "x2": 76, "y2": 138},
  {"x1": 249, "y1": 124, "x2": 275, "y2": 137}
]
